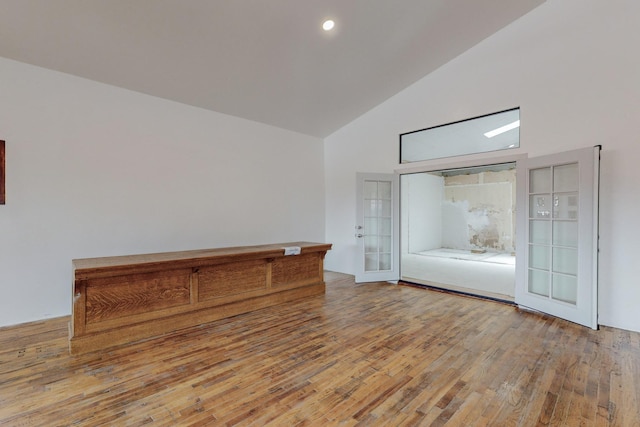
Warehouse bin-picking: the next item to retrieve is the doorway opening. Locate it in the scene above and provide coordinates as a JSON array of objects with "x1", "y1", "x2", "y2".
[{"x1": 400, "y1": 162, "x2": 516, "y2": 301}]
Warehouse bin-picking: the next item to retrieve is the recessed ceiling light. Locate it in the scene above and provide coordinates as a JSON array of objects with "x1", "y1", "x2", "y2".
[
  {"x1": 322, "y1": 20, "x2": 335, "y2": 31},
  {"x1": 484, "y1": 120, "x2": 520, "y2": 138}
]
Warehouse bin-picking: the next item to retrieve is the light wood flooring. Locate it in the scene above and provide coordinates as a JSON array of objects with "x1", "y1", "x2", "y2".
[{"x1": 1, "y1": 272, "x2": 639, "y2": 426}]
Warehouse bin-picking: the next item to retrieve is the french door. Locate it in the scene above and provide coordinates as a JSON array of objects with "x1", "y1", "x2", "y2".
[
  {"x1": 515, "y1": 146, "x2": 600, "y2": 329},
  {"x1": 355, "y1": 173, "x2": 399, "y2": 283},
  {"x1": 356, "y1": 147, "x2": 599, "y2": 328}
]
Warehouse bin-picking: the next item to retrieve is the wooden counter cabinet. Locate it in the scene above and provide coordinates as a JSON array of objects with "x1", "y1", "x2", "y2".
[{"x1": 70, "y1": 242, "x2": 331, "y2": 355}]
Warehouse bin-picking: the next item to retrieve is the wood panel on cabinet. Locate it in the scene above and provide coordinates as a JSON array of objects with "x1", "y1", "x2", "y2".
[
  {"x1": 198, "y1": 259, "x2": 268, "y2": 301},
  {"x1": 272, "y1": 253, "x2": 322, "y2": 288},
  {"x1": 69, "y1": 242, "x2": 331, "y2": 355}
]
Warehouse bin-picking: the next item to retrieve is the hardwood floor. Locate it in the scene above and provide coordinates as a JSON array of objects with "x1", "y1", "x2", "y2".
[{"x1": 1, "y1": 272, "x2": 639, "y2": 426}]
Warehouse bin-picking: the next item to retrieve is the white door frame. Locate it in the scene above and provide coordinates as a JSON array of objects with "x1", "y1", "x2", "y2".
[
  {"x1": 395, "y1": 148, "x2": 599, "y2": 329},
  {"x1": 515, "y1": 146, "x2": 600, "y2": 329},
  {"x1": 355, "y1": 173, "x2": 400, "y2": 283},
  {"x1": 396, "y1": 154, "x2": 524, "y2": 293}
]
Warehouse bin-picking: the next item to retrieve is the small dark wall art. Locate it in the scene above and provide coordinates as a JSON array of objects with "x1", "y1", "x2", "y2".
[{"x1": 0, "y1": 140, "x2": 5, "y2": 204}]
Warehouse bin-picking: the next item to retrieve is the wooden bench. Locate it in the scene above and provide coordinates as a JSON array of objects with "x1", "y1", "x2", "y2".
[{"x1": 69, "y1": 242, "x2": 331, "y2": 355}]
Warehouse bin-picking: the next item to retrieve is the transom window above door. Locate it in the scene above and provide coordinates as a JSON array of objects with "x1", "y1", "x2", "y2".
[{"x1": 400, "y1": 108, "x2": 520, "y2": 163}]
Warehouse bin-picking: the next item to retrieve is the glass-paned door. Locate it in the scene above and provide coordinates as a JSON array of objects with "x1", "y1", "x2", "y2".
[
  {"x1": 516, "y1": 147, "x2": 599, "y2": 328},
  {"x1": 355, "y1": 173, "x2": 399, "y2": 283}
]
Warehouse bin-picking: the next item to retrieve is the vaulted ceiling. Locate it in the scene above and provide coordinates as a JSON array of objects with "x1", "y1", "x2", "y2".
[{"x1": 0, "y1": 0, "x2": 545, "y2": 137}]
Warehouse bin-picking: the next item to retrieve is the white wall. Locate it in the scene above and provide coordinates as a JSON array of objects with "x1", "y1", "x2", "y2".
[
  {"x1": 0, "y1": 58, "x2": 325, "y2": 327},
  {"x1": 401, "y1": 173, "x2": 443, "y2": 254},
  {"x1": 325, "y1": 0, "x2": 640, "y2": 332}
]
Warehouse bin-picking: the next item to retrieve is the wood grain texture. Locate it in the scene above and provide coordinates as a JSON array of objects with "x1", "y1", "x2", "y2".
[
  {"x1": 68, "y1": 283, "x2": 325, "y2": 357},
  {"x1": 70, "y1": 242, "x2": 331, "y2": 355},
  {"x1": 85, "y1": 269, "x2": 192, "y2": 323},
  {"x1": 198, "y1": 260, "x2": 267, "y2": 301},
  {"x1": 272, "y1": 253, "x2": 321, "y2": 287},
  {"x1": 72, "y1": 242, "x2": 332, "y2": 279},
  {"x1": 5, "y1": 272, "x2": 639, "y2": 425}
]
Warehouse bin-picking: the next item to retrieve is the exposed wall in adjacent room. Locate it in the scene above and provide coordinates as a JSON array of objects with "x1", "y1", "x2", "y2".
[
  {"x1": 443, "y1": 170, "x2": 515, "y2": 253},
  {"x1": 324, "y1": 0, "x2": 640, "y2": 332},
  {"x1": 0, "y1": 58, "x2": 325, "y2": 327},
  {"x1": 401, "y1": 173, "x2": 443, "y2": 254}
]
